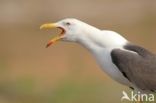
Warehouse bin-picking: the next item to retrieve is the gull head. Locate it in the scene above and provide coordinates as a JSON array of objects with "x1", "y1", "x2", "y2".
[{"x1": 40, "y1": 18, "x2": 88, "y2": 48}]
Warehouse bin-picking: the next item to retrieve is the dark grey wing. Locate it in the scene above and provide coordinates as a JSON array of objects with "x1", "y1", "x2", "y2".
[{"x1": 111, "y1": 44, "x2": 156, "y2": 91}]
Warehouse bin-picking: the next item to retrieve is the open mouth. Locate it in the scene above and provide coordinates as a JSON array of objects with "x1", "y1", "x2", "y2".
[
  {"x1": 58, "y1": 27, "x2": 65, "y2": 35},
  {"x1": 40, "y1": 23, "x2": 65, "y2": 48}
]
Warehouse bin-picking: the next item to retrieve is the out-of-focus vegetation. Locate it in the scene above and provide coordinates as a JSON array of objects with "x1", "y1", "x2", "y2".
[{"x1": 0, "y1": 0, "x2": 156, "y2": 103}]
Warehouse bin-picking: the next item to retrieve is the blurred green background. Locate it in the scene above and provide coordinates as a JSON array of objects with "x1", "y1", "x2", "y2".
[{"x1": 0, "y1": 0, "x2": 156, "y2": 103}]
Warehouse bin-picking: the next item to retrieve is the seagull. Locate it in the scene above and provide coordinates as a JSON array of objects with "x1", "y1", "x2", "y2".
[{"x1": 40, "y1": 18, "x2": 156, "y2": 101}]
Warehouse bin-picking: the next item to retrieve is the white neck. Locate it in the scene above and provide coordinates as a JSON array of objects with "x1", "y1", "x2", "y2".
[
  {"x1": 77, "y1": 25, "x2": 128, "y2": 53},
  {"x1": 74, "y1": 22, "x2": 131, "y2": 86}
]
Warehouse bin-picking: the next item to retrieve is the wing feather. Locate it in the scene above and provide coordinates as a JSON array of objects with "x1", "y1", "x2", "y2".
[{"x1": 111, "y1": 44, "x2": 156, "y2": 90}]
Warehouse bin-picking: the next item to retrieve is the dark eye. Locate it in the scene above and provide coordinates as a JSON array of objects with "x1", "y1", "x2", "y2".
[{"x1": 65, "y1": 22, "x2": 71, "y2": 26}]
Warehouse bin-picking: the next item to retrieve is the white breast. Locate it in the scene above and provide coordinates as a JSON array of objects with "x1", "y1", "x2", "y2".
[{"x1": 92, "y1": 48, "x2": 132, "y2": 86}]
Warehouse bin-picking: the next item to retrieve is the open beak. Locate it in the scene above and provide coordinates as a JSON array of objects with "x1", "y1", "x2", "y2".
[{"x1": 40, "y1": 23, "x2": 65, "y2": 48}]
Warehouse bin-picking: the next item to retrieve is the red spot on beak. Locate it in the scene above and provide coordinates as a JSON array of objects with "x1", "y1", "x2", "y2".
[{"x1": 46, "y1": 41, "x2": 53, "y2": 48}]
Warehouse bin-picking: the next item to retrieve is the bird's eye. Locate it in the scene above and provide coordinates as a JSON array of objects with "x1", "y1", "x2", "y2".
[{"x1": 65, "y1": 22, "x2": 71, "y2": 26}]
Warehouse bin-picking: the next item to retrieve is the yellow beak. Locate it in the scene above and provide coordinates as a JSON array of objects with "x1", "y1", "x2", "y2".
[{"x1": 40, "y1": 23, "x2": 64, "y2": 48}]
